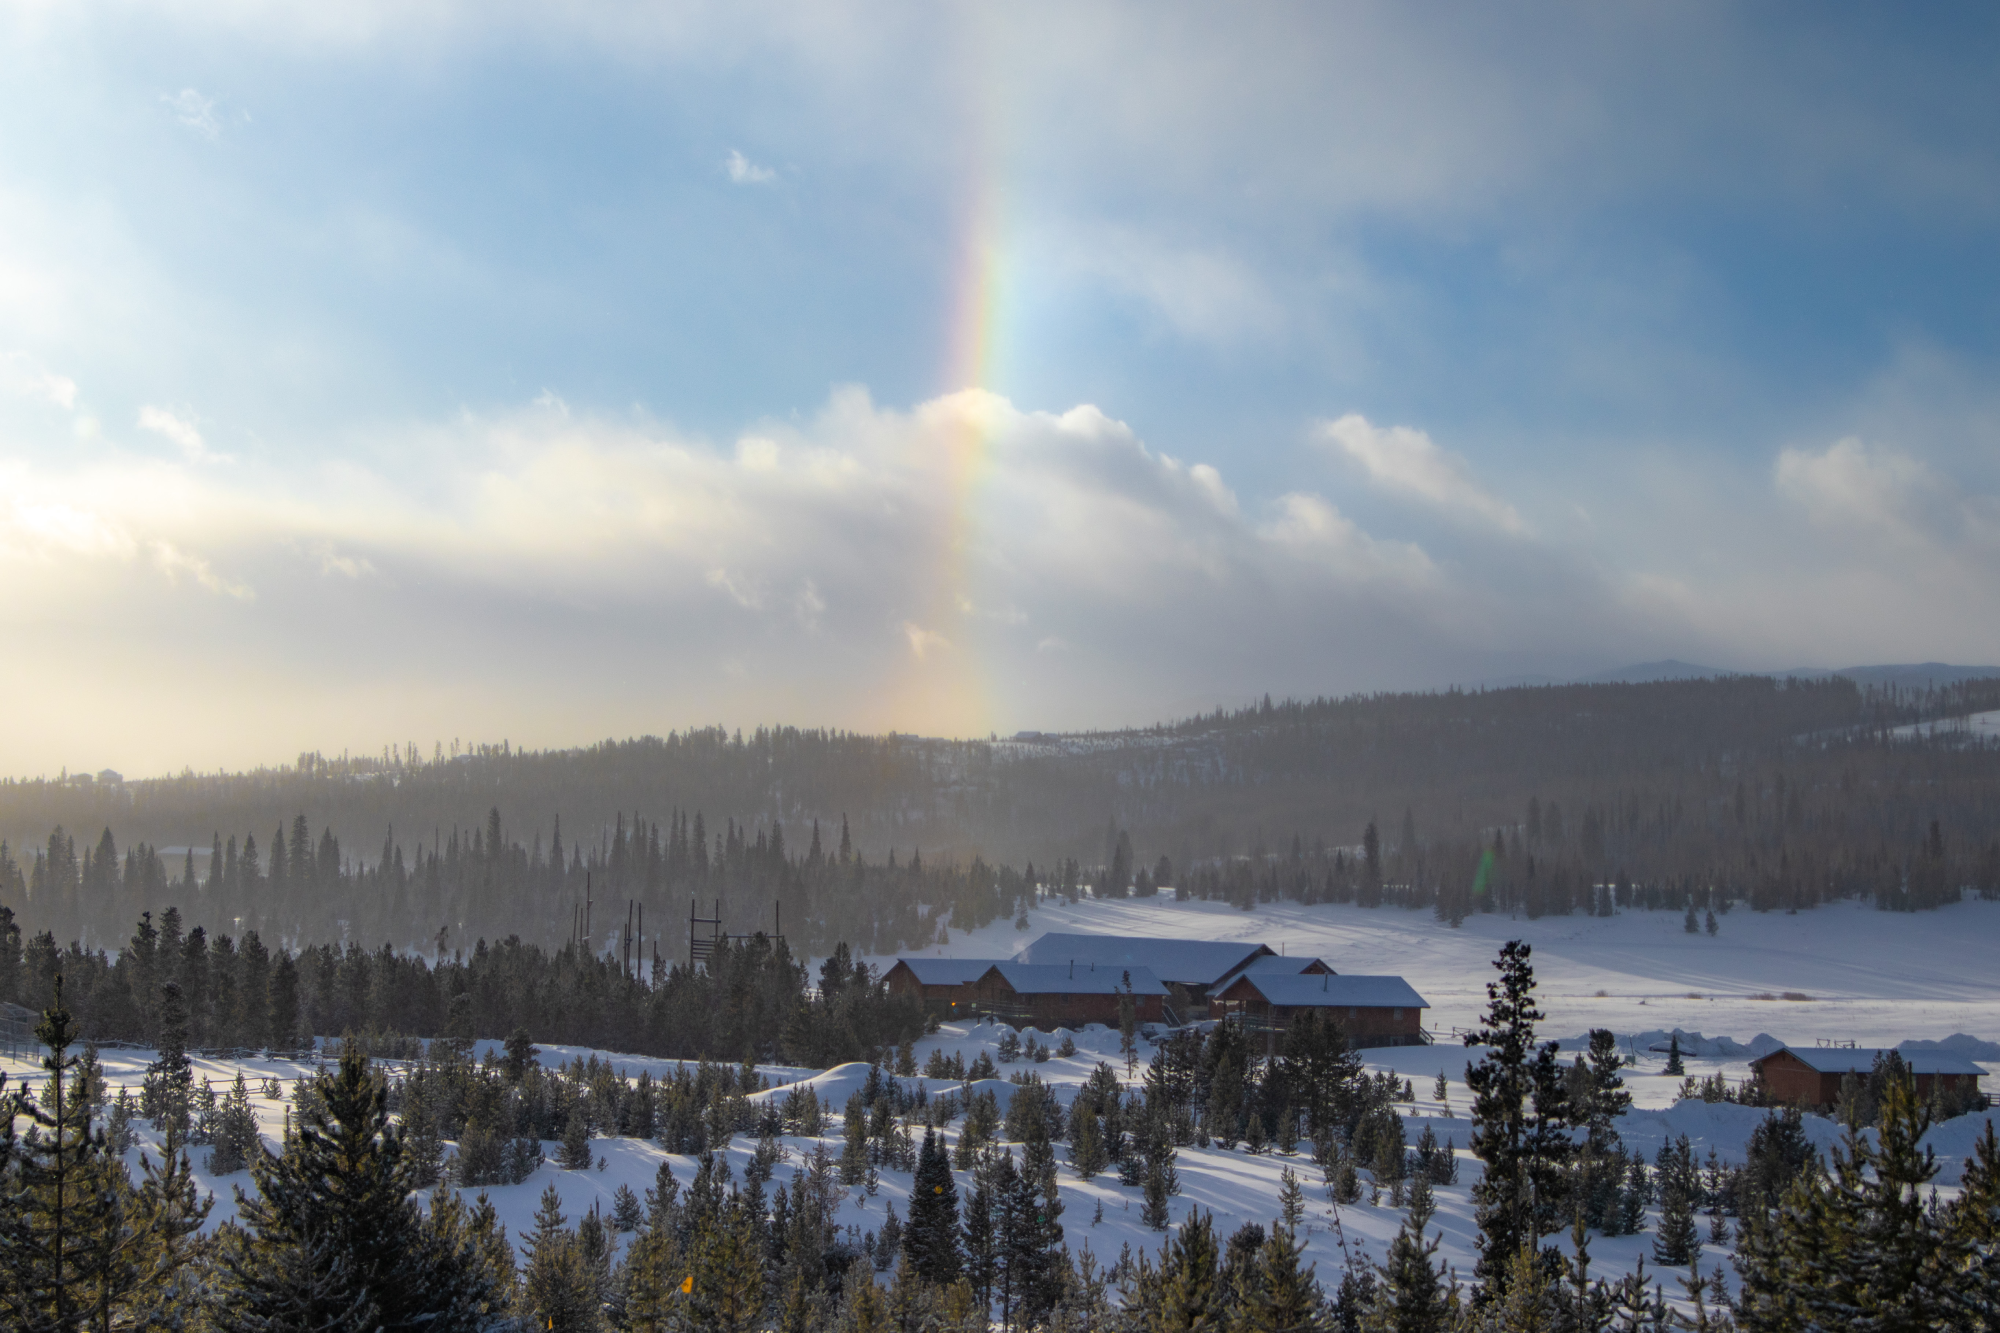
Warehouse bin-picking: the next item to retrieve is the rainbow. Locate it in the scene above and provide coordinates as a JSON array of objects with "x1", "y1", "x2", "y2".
[{"x1": 892, "y1": 91, "x2": 1012, "y2": 740}]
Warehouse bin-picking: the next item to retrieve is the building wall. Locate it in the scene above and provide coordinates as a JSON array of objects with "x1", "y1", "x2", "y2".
[
  {"x1": 1208, "y1": 991, "x2": 1426, "y2": 1046},
  {"x1": 1756, "y1": 1051, "x2": 1983, "y2": 1107},
  {"x1": 968, "y1": 979, "x2": 1163, "y2": 1027}
]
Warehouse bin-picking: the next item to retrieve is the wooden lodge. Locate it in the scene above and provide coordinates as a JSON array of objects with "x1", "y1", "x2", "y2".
[
  {"x1": 1210, "y1": 970, "x2": 1431, "y2": 1047},
  {"x1": 882, "y1": 958, "x2": 1007, "y2": 1014},
  {"x1": 1748, "y1": 1045, "x2": 1985, "y2": 1109},
  {"x1": 968, "y1": 962, "x2": 1168, "y2": 1027},
  {"x1": 883, "y1": 957, "x2": 1168, "y2": 1026}
]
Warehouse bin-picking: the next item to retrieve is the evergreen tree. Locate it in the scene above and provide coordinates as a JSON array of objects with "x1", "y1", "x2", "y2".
[
  {"x1": 560, "y1": 1109, "x2": 594, "y2": 1170},
  {"x1": 214, "y1": 1044, "x2": 498, "y2": 1331},
  {"x1": 1279, "y1": 1165, "x2": 1306, "y2": 1234},
  {"x1": 1734, "y1": 1072, "x2": 1958, "y2": 1332},
  {"x1": 1365, "y1": 1208, "x2": 1452, "y2": 1333},
  {"x1": 1070, "y1": 1106, "x2": 1108, "y2": 1178},
  {"x1": 1462, "y1": 940, "x2": 1572, "y2": 1298},
  {"x1": 0, "y1": 975, "x2": 180, "y2": 1332},
  {"x1": 904, "y1": 1126, "x2": 962, "y2": 1284},
  {"x1": 520, "y1": 1185, "x2": 600, "y2": 1332},
  {"x1": 962, "y1": 1164, "x2": 997, "y2": 1314},
  {"x1": 1664, "y1": 1034, "x2": 1684, "y2": 1077},
  {"x1": 207, "y1": 1070, "x2": 263, "y2": 1175},
  {"x1": 684, "y1": 1198, "x2": 765, "y2": 1333}
]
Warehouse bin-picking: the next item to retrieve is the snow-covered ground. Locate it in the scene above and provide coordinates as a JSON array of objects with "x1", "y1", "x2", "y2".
[{"x1": 4, "y1": 892, "x2": 1996, "y2": 1307}]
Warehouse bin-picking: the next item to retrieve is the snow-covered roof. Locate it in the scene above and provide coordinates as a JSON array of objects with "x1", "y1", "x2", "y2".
[
  {"x1": 1214, "y1": 953, "x2": 1330, "y2": 990},
  {"x1": 1232, "y1": 973, "x2": 1429, "y2": 1010},
  {"x1": 984, "y1": 962, "x2": 1170, "y2": 996},
  {"x1": 1015, "y1": 932, "x2": 1272, "y2": 986},
  {"x1": 891, "y1": 958, "x2": 1008, "y2": 986},
  {"x1": 1755, "y1": 1046, "x2": 1986, "y2": 1076}
]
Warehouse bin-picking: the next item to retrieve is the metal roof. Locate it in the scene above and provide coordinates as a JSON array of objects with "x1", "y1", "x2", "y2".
[
  {"x1": 892, "y1": 958, "x2": 1009, "y2": 986},
  {"x1": 1231, "y1": 973, "x2": 1429, "y2": 1010},
  {"x1": 1754, "y1": 1046, "x2": 1986, "y2": 1076},
  {"x1": 984, "y1": 962, "x2": 1170, "y2": 997},
  {"x1": 1016, "y1": 932, "x2": 1273, "y2": 986}
]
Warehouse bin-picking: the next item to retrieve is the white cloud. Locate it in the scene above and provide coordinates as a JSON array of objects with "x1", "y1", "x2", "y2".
[
  {"x1": 903, "y1": 622, "x2": 949, "y2": 659},
  {"x1": 725, "y1": 149, "x2": 776, "y2": 185},
  {"x1": 148, "y1": 540, "x2": 253, "y2": 600},
  {"x1": 1039, "y1": 223, "x2": 1284, "y2": 344},
  {"x1": 138, "y1": 406, "x2": 225, "y2": 463},
  {"x1": 0, "y1": 352, "x2": 79, "y2": 409},
  {"x1": 1316, "y1": 414, "x2": 1528, "y2": 534},
  {"x1": 163, "y1": 88, "x2": 221, "y2": 139},
  {"x1": 1774, "y1": 436, "x2": 1940, "y2": 541}
]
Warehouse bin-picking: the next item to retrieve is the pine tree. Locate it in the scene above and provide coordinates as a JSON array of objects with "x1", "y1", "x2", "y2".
[
  {"x1": 214, "y1": 1044, "x2": 498, "y2": 1331},
  {"x1": 1463, "y1": 940, "x2": 1572, "y2": 1298},
  {"x1": 520, "y1": 1186, "x2": 600, "y2": 1332},
  {"x1": 904, "y1": 1125, "x2": 962, "y2": 1284},
  {"x1": 684, "y1": 1199, "x2": 765, "y2": 1333},
  {"x1": 560, "y1": 1109, "x2": 594, "y2": 1170},
  {"x1": 1279, "y1": 1165, "x2": 1306, "y2": 1234},
  {"x1": 1664, "y1": 1034, "x2": 1684, "y2": 1077},
  {"x1": 0, "y1": 975, "x2": 177, "y2": 1332},
  {"x1": 1734, "y1": 1072, "x2": 1957, "y2": 1331},
  {"x1": 1653, "y1": 1178, "x2": 1698, "y2": 1268},
  {"x1": 207, "y1": 1070, "x2": 263, "y2": 1175},
  {"x1": 1366, "y1": 1208, "x2": 1452, "y2": 1333},
  {"x1": 1070, "y1": 1107, "x2": 1108, "y2": 1178}
]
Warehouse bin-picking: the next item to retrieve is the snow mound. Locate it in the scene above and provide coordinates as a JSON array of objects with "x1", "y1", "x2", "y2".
[
  {"x1": 1899, "y1": 1032, "x2": 2000, "y2": 1061},
  {"x1": 1615, "y1": 1098, "x2": 1846, "y2": 1165}
]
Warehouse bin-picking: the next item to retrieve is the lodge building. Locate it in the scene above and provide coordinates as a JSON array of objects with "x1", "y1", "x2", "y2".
[
  {"x1": 887, "y1": 931, "x2": 1427, "y2": 1043},
  {"x1": 1748, "y1": 1045, "x2": 1986, "y2": 1109}
]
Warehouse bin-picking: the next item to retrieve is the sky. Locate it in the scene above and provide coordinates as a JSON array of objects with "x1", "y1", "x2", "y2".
[{"x1": 3, "y1": 2, "x2": 2000, "y2": 776}]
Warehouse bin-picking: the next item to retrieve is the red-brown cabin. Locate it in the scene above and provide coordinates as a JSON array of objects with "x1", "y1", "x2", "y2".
[
  {"x1": 967, "y1": 962, "x2": 1168, "y2": 1028},
  {"x1": 1748, "y1": 1045, "x2": 1985, "y2": 1110},
  {"x1": 1210, "y1": 971, "x2": 1430, "y2": 1047},
  {"x1": 882, "y1": 958, "x2": 1007, "y2": 1015}
]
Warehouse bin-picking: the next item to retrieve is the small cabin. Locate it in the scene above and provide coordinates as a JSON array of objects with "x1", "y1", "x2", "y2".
[
  {"x1": 1210, "y1": 971, "x2": 1430, "y2": 1047},
  {"x1": 968, "y1": 962, "x2": 1168, "y2": 1028},
  {"x1": 1749, "y1": 1045, "x2": 1985, "y2": 1109}
]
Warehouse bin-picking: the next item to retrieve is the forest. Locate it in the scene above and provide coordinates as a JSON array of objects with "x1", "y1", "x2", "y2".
[{"x1": 1, "y1": 675, "x2": 1998, "y2": 965}]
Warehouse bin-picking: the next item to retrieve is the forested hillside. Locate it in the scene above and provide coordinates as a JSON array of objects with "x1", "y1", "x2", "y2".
[{"x1": 1, "y1": 675, "x2": 1997, "y2": 961}]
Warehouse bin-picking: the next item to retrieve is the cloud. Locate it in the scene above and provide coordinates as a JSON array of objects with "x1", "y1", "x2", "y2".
[
  {"x1": 1038, "y1": 223, "x2": 1284, "y2": 344},
  {"x1": 725, "y1": 150, "x2": 776, "y2": 185},
  {"x1": 138, "y1": 406, "x2": 225, "y2": 463},
  {"x1": 162, "y1": 88, "x2": 221, "y2": 138},
  {"x1": 1316, "y1": 414, "x2": 1528, "y2": 534},
  {"x1": 149, "y1": 539, "x2": 254, "y2": 599},
  {"x1": 0, "y1": 352, "x2": 79, "y2": 409}
]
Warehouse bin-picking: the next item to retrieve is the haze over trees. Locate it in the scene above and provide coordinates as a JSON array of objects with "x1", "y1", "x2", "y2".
[{"x1": 1, "y1": 676, "x2": 1996, "y2": 975}]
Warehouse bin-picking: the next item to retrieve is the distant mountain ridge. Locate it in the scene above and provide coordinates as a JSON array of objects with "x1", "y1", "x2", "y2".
[{"x1": 1574, "y1": 661, "x2": 2000, "y2": 691}]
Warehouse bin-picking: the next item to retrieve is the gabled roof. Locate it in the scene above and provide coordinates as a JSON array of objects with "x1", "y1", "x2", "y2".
[
  {"x1": 891, "y1": 958, "x2": 1008, "y2": 986},
  {"x1": 1016, "y1": 932, "x2": 1272, "y2": 987},
  {"x1": 1230, "y1": 973, "x2": 1429, "y2": 1010},
  {"x1": 1753, "y1": 1046, "x2": 1986, "y2": 1076},
  {"x1": 983, "y1": 962, "x2": 1169, "y2": 997},
  {"x1": 1214, "y1": 953, "x2": 1332, "y2": 991}
]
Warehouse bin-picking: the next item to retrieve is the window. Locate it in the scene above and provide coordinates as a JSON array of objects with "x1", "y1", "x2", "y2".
[{"x1": 1392, "y1": 1008, "x2": 1402, "y2": 1020}]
